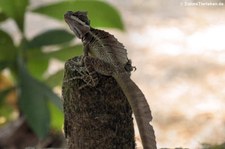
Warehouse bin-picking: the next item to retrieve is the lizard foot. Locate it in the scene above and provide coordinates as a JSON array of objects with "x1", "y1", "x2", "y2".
[{"x1": 65, "y1": 56, "x2": 99, "y2": 89}]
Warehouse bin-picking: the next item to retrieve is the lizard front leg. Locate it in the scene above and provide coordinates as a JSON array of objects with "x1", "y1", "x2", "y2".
[
  {"x1": 64, "y1": 56, "x2": 99, "y2": 89},
  {"x1": 65, "y1": 56, "x2": 114, "y2": 89}
]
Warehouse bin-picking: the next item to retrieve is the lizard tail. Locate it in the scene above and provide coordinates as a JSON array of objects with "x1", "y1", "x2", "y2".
[{"x1": 114, "y1": 73, "x2": 157, "y2": 149}]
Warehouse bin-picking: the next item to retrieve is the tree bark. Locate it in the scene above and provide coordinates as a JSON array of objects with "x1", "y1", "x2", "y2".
[{"x1": 62, "y1": 56, "x2": 135, "y2": 149}]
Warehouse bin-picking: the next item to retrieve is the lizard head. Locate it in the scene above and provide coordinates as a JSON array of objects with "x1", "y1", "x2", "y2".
[{"x1": 64, "y1": 11, "x2": 90, "y2": 39}]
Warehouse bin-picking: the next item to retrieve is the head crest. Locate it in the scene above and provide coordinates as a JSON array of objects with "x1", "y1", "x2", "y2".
[{"x1": 74, "y1": 11, "x2": 90, "y2": 25}]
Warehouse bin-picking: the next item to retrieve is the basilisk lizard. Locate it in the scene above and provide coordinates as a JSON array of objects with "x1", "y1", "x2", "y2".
[{"x1": 64, "y1": 11, "x2": 156, "y2": 149}]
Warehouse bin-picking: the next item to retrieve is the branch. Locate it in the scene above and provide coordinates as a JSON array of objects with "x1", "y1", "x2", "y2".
[{"x1": 62, "y1": 56, "x2": 135, "y2": 149}]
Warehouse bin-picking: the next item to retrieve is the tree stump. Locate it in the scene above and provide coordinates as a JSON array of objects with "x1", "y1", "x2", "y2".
[{"x1": 62, "y1": 56, "x2": 135, "y2": 149}]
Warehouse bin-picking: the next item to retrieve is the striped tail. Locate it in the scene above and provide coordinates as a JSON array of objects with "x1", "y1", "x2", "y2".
[{"x1": 114, "y1": 73, "x2": 157, "y2": 149}]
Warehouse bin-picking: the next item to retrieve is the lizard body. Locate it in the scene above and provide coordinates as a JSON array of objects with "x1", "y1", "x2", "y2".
[{"x1": 64, "y1": 11, "x2": 156, "y2": 149}]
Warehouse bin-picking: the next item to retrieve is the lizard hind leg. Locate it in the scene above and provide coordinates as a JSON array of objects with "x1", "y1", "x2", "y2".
[
  {"x1": 83, "y1": 56, "x2": 115, "y2": 76},
  {"x1": 124, "y1": 59, "x2": 136, "y2": 73}
]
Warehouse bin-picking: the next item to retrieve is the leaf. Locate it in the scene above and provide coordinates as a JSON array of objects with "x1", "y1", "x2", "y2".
[
  {"x1": 0, "y1": 0, "x2": 29, "y2": 32},
  {"x1": 26, "y1": 45, "x2": 82, "y2": 80},
  {"x1": 46, "y1": 45, "x2": 83, "y2": 61},
  {"x1": 26, "y1": 49, "x2": 49, "y2": 80},
  {"x1": 0, "y1": 29, "x2": 16, "y2": 61},
  {"x1": 42, "y1": 83, "x2": 63, "y2": 112},
  {"x1": 18, "y1": 62, "x2": 62, "y2": 138},
  {"x1": 0, "y1": 12, "x2": 8, "y2": 22},
  {"x1": 32, "y1": 0, "x2": 124, "y2": 30},
  {"x1": 0, "y1": 61, "x2": 8, "y2": 71},
  {"x1": 45, "y1": 70, "x2": 64, "y2": 88},
  {"x1": 0, "y1": 101, "x2": 14, "y2": 125},
  {"x1": 48, "y1": 101, "x2": 63, "y2": 131},
  {"x1": 19, "y1": 67, "x2": 50, "y2": 139},
  {"x1": 0, "y1": 87, "x2": 14, "y2": 103},
  {"x1": 28, "y1": 29, "x2": 74, "y2": 48},
  {"x1": 0, "y1": 29, "x2": 13, "y2": 44}
]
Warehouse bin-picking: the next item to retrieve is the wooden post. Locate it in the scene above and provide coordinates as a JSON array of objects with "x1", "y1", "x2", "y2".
[{"x1": 62, "y1": 56, "x2": 135, "y2": 149}]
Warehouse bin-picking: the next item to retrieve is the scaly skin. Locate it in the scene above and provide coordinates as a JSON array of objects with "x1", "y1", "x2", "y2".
[{"x1": 64, "y1": 11, "x2": 157, "y2": 149}]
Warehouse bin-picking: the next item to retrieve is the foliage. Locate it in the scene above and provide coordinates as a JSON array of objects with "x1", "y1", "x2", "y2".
[
  {"x1": 0, "y1": 0, "x2": 124, "y2": 139},
  {"x1": 202, "y1": 143, "x2": 225, "y2": 149}
]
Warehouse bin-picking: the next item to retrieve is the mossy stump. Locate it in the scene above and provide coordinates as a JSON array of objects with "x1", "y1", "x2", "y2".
[{"x1": 62, "y1": 56, "x2": 135, "y2": 149}]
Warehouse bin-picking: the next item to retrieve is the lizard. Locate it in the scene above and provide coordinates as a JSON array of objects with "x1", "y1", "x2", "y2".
[{"x1": 64, "y1": 11, "x2": 157, "y2": 149}]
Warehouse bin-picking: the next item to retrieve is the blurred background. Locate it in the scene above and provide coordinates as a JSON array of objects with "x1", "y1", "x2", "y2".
[{"x1": 0, "y1": 0, "x2": 225, "y2": 148}]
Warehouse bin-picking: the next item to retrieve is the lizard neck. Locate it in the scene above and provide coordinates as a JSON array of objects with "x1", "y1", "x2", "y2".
[
  {"x1": 81, "y1": 28, "x2": 133, "y2": 75},
  {"x1": 81, "y1": 27, "x2": 96, "y2": 45}
]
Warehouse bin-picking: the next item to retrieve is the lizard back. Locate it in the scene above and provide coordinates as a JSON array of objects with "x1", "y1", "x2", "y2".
[{"x1": 85, "y1": 28, "x2": 129, "y2": 70}]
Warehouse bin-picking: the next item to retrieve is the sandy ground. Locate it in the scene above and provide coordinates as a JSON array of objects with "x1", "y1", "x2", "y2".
[{"x1": 107, "y1": 1, "x2": 225, "y2": 148}]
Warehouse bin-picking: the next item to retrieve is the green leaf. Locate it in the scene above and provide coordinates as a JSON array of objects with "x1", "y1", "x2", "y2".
[
  {"x1": 48, "y1": 101, "x2": 63, "y2": 131},
  {"x1": 0, "y1": 101, "x2": 14, "y2": 125},
  {"x1": 0, "y1": 29, "x2": 13, "y2": 44},
  {"x1": 0, "y1": 61, "x2": 8, "y2": 71},
  {"x1": 42, "y1": 83, "x2": 63, "y2": 112},
  {"x1": 19, "y1": 68, "x2": 50, "y2": 139},
  {"x1": 0, "y1": 12, "x2": 8, "y2": 22},
  {"x1": 46, "y1": 45, "x2": 83, "y2": 61},
  {"x1": 45, "y1": 70, "x2": 64, "y2": 88},
  {"x1": 0, "y1": 87, "x2": 14, "y2": 103},
  {"x1": 18, "y1": 63, "x2": 62, "y2": 138},
  {"x1": 0, "y1": 29, "x2": 16, "y2": 61},
  {"x1": 32, "y1": 0, "x2": 124, "y2": 30},
  {"x1": 28, "y1": 29, "x2": 74, "y2": 48},
  {"x1": 26, "y1": 44, "x2": 82, "y2": 80},
  {"x1": 26, "y1": 49, "x2": 49, "y2": 80},
  {"x1": 0, "y1": 0, "x2": 29, "y2": 32}
]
